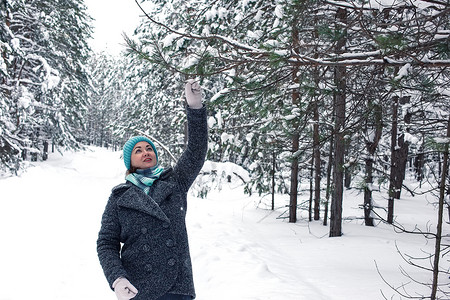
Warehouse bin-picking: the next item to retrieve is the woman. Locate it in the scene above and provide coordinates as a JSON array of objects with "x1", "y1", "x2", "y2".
[{"x1": 97, "y1": 80, "x2": 207, "y2": 300}]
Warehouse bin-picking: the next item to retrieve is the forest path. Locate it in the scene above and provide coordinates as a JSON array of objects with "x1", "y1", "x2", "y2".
[{"x1": 188, "y1": 188, "x2": 330, "y2": 300}]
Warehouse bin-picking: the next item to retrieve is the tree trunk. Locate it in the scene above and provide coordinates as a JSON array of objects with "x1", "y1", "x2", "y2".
[
  {"x1": 329, "y1": 7, "x2": 347, "y2": 237},
  {"x1": 431, "y1": 114, "x2": 450, "y2": 300},
  {"x1": 414, "y1": 142, "x2": 425, "y2": 184},
  {"x1": 387, "y1": 96, "x2": 399, "y2": 224},
  {"x1": 364, "y1": 158, "x2": 375, "y2": 226},
  {"x1": 313, "y1": 99, "x2": 321, "y2": 220},
  {"x1": 396, "y1": 99, "x2": 411, "y2": 197},
  {"x1": 388, "y1": 96, "x2": 410, "y2": 223},
  {"x1": 364, "y1": 102, "x2": 382, "y2": 226},
  {"x1": 309, "y1": 157, "x2": 314, "y2": 221},
  {"x1": 312, "y1": 14, "x2": 321, "y2": 222},
  {"x1": 344, "y1": 139, "x2": 351, "y2": 189},
  {"x1": 271, "y1": 151, "x2": 275, "y2": 211},
  {"x1": 323, "y1": 133, "x2": 334, "y2": 226},
  {"x1": 289, "y1": 17, "x2": 301, "y2": 223},
  {"x1": 289, "y1": 132, "x2": 299, "y2": 223},
  {"x1": 344, "y1": 167, "x2": 351, "y2": 188},
  {"x1": 330, "y1": 86, "x2": 345, "y2": 236},
  {"x1": 393, "y1": 134, "x2": 409, "y2": 199},
  {"x1": 43, "y1": 141, "x2": 49, "y2": 161},
  {"x1": 1, "y1": 0, "x2": 10, "y2": 87}
]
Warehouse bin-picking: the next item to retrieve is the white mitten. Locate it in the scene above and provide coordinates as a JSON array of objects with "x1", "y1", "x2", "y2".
[
  {"x1": 185, "y1": 79, "x2": 203, "y2": 109},
  {"x1": 113, "y1": 277, "x2": 138, "y2": 300}
]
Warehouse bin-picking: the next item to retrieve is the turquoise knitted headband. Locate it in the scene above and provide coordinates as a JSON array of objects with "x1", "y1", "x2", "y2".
[{"x1": 123, "y1": 136, "x2": 158, "y2": 170}]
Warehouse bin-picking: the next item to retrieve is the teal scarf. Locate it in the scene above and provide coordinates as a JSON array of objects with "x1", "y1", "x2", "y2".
[{"x1": 126, "y1": 165, "x2": 164, "y2": 195}]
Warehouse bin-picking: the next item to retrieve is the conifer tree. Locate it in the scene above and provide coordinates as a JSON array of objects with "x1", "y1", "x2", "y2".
[{"x1": 0, "y1": 0, "x2": 93, "y2": 174}]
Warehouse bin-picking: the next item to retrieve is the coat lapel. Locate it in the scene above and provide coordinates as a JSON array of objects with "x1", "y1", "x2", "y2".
[
  {"x1": 150, "y1": 177, "x2": 176, "y2": 205},
  {"x1": 117, "y1": 186, "x2": 169, "y2": 223}
]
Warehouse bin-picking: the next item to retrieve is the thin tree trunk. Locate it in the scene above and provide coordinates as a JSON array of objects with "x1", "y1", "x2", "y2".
[
  {"x1": 2, "y1": 0, "x2": 10, "y2": 88},
  {"x1": 388, "y1": 96, "x2": 399, "y2": 224},
  {"x1": 313, "y1": 99, "x2": 321, "y2": 220},
  {"x1": 323, "y1": 133, "x2": 334, "y2": 226},
  {"x1": 330, "y1": 86, "x2": 345, "y2": 236},
  {"x1": 289, "y1": 132, "x2": 299, "y2": 223},
  {"x1": 415, "y1": 133, "x2": 425, "y2": 186},
  {"x1": 309, "y1": 157, "x2": 314, "y2": 221},
  {"x1": 330, "y1": 7, "x2": 347, "y2": 237},
  {"x1": 431, "y1": 114, "x2": 450, "y2": 300},
  {"x1": 388, "y1": 100, "x2": 410, "y2": 223},
  {"x1": 43, "y1": 141, "x2": 49, "y2": 161},
  {"x1": 438, "y1": 149, "x2": 442, "y2": 176},
  {"x1": 289, "y1": 17, "x2": 301, "y2": 223},
  {"x1": 364, "y1": 102, "x2": 382, "y2": 226},
  {"x1": 394, "y1": 134, "x2": 409, "y2": 199},
  {"x1": 364, "y1": 158, "x2": 375, "y2": 226},
  {"x1": 344, "y1": 140, "x2": 351, "y2": 189},
  {"x1": 312, "y1": 16, "x2": 321, "y2": 221},
  {"x1": 271, "y1": 151, "x2": 275, "y2": 211}
]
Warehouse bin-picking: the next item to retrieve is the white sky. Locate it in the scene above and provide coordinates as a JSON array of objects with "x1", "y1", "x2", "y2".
[{"x1": 84, "y1": 0, "x2": 143, "y2": 55}]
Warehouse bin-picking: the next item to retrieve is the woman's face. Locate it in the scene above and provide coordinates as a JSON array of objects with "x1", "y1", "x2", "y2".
[{"x1": 130, "y1": 141, "x2": 157, "y2": 169}]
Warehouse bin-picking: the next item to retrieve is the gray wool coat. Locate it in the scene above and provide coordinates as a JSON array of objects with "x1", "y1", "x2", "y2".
[{"x1": 97, "y1": 107, "x2": 208, "y2": 300}]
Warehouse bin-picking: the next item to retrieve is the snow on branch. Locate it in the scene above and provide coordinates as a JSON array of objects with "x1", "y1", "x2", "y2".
[
  {"x1": 133, "y1": 0, "x2": 260, "y2": 53},
  {"x1": 133, "y1": 0, "x2": 450, "y2": 69}
]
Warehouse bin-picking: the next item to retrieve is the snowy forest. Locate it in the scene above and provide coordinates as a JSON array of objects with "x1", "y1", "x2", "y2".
[{"x1": 1, "y1": 0, "x2": 450, "y2": 299}]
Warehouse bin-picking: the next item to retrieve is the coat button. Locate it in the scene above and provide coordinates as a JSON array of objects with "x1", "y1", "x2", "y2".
[
  {"x1": 167, "y1": 258, "x2": 176, "y2": 266},
  {"x1": 142, "y1": 244, "x2": 151, "y2": 252},
  {"x1": 165, "y1": 239, "x2": 174, "y2": 247},
  {"x1": 141, "y1": 227, "x2": 148, "y2": 234},
  {"x1": 145, "y1": 264, "x2": 153, "y2": 272}
]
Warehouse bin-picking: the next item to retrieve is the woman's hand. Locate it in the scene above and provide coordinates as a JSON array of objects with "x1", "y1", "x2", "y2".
[
  {"x1": 185, "y1": 79, "x2": 203, "y2": 109},
  {"x1": 113, "y1": 277, "x2": 138, "y2": 300}
]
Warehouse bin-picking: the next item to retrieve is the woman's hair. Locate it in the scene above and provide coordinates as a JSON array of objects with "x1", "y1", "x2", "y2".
[{"x1": 126, "y1": 166, "x2": 138, "y2": 175}]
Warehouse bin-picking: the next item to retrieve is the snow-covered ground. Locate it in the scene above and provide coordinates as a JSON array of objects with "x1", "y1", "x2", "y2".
[{"x1": 0, "y1": 147, "x2": 448, "y2": 300}]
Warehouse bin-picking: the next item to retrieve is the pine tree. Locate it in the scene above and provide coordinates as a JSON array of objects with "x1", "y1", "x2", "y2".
[{"x1": 0, "y1": 0, "x2": 93, "y2": 174}]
